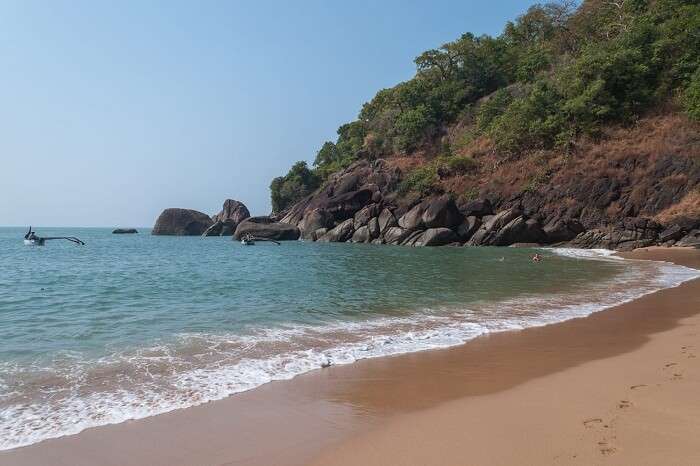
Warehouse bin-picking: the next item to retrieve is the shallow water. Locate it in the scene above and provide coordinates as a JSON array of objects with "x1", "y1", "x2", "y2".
[{"x1": 0, "y1": 227, "x2": 697, "y2": 450}]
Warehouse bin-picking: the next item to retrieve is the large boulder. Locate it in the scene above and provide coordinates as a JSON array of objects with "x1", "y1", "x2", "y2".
[
  {"x1": 543, "y1": 218, "x2": 584, "y2": 243},
  {"x1": 457, "y1": 216, "x2": 481, "y2": 242},
  {"x1": 418, "y1": 228, "x2": 459, "y2": 247},
  {"x1": 152, "y1": 208, "x2": 214, "y2": 236},
  {"x1": 212, "y1": 199, "x2": 250, "y2": 236},
  {"x1": 300, "y1": 209, "x2": 332, "y2": 240},
  {"x1": 397, "y1": 195, "x2": 462, "y2": 231},
  {"x1": 658, "y1": 224, "x2": 685, "y2": 243},
  {"x1": 351, "y1": 225, "x2": 372, "y2": 243},
  {"x1": 353, "y1": 204, "x2": 380, "y2": 229},
  {"x1": 318, "y1": 219, "x2": 355, "y2": 243},
  {"x1": 467, "y1": 208, "x2": 522, "y2": 245},
  {"x1": 378, "y1": 208, "x2": 397, "y2": 232},
  {"x1": 402, "y1": 230, "x2": 427, "y2": 247},
  {"x1": 324, "y1": 189, "x2": 374, "y2": 222},
  {"x1": 398, "y1": 203, "x2": 426, "y2": 230},
  {"x1": 457, "y1": 198, "x2": 493, "y2": 218},
  {"x1": 676, "y1": 229, "x2": 700, "y2": 248},
  {"x1": 233, "y1": 216, "x2": 300, "y2": 241},
  {"x1": 384, "y1": 227, "x2": 412, "y2": 245},
  {"x1": 421, "y1": 195, "x2": 462, "y2": 229},
  {"x1": 491, "y1": 216, "x2": 546, "y2": 246}
]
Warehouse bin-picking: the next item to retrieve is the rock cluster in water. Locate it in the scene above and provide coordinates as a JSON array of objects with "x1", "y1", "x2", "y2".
[
  {"x1": 152, "y1": 200, "x2": 300, "y2": 240},
  {"x1": 203, "y1": 199, "x2": 251, "y2": 236}
]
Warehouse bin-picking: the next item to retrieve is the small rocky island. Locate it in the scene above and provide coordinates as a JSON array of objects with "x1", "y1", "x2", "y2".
[
  {"x1": 112, "y1": 228, "x2": 138, "y2": 234},
  {"x1": 152, "y1": 200, "x2": 300, "y2": 240}
]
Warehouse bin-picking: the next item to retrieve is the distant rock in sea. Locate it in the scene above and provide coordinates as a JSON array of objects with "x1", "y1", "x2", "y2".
[
  {"x1": 152, "y1": 208, "x2": 213, "y2": 236},
  {"x1": 112, "y1": 228, "x2": 138, "y2": 234}
]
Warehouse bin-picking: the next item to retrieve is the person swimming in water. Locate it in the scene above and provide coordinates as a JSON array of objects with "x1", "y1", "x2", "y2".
[{"x1": 532, "y1": 253, "x2": 542, "y2": 263}]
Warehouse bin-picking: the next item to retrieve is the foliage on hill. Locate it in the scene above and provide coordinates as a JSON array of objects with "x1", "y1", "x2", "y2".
[{"x1": 271, "y1": 0, "x2": 700, "y2": 213}]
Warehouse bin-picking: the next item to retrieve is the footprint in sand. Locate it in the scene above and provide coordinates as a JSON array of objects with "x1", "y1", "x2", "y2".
[
  {"x1": 598, "y1": 439, "x2": 617, "y2": 456},
  {"x1": 618, "y1": 400, "x2": 632, "y2": 409},
  {"x1": 583, "y1": 418, "x2": 603, "y2": 428},
  {"x1": 672, "y1": 373, "x2": 683, "y2": 380},
  {"x1": 630, "y1": 384, "x2": 647, "y2": 390},
  {"x1": 664, "y1": 362, "x2": 678, "y2": 369}
]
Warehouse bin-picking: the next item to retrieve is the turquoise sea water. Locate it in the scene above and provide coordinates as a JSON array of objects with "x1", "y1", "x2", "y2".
[{"x1": 0, "y1": 227, "x2": 697, "y2": 450}]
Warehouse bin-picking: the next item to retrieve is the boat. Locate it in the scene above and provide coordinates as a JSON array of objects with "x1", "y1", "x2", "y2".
[
  {"x1": 239, "y1": 234, "x2": 279, "y2": 246},
  {"x1": 23, "y1": 227, "x2": 85, "y2": 246}
]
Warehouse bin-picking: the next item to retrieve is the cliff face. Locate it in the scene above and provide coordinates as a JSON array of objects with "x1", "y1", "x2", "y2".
[{"x1": 277, "y1": 112, "x2": 700, "y2": 250}]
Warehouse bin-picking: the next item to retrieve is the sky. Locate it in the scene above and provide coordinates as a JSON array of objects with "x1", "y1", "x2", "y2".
[{"x1": 0, "y1": 0, "x2": 534, "y2": 227}]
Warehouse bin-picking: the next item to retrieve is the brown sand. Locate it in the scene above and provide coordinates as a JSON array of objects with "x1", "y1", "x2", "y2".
[{"x1": 2, "y1": 247, "x2": 699, "y2": 466}]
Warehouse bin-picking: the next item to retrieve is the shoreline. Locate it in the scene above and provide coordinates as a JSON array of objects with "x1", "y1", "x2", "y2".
[{"x1": 1, "y1": 247, "x2": 699, "y2": 465}]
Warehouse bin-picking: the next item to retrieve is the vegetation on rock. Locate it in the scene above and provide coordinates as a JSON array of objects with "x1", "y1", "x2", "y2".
[{"x1": 272, "y1": 0, "x2": 700, "y2": 211}]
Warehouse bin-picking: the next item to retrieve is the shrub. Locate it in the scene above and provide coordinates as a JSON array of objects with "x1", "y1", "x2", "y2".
[
  {"x1": 270, "y1": 161, "x2": 321, "y2": 213},
  {"x1": 398, "y1": 164, "x2": 440, "y2": 195},
  {"x1": 683, "y1": 67, "x2": 700, "y2": 121}
]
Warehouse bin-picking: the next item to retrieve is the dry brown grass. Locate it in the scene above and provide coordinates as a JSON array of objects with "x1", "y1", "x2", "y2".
[
  {"x1": 655, "y1": 189, "x2": 700, "y2": 225},
  {"x1": 393, "y1": 110, "x2": 699, "y2": 224}
]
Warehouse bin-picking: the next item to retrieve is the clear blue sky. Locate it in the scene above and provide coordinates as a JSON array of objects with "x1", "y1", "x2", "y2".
[{"x1": 0, "y1": 0, "x2": 534, "y2": 227}]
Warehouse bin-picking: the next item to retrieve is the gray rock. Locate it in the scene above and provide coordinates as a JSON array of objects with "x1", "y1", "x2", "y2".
[
  {"x1": 212, "y1": 199, "x2": 250, "y2": 235},
  {"x1": 402, "y1": 230, "x2": 426, "y2": 246},
  {"x1": 384, "y1": 227, "x2": 412, "y2": 245},
  {"x1": 457, "y1": 198, "x2": 493, "y2": 218},
  {"x1": 318, "y1": 219, "x2": 355, "y2": 243},
  {"x1": 153, "y1": 208, "x2": 214, "y2": 236},
  {"x1": 419, "y1": 228, "x2": 459, "y2": 247},
  {"x1": 368, "y1": 217, "x2": 380, "y2": 239},
  {"x1": 543, "y1": 218, "x2": 584, "y2": 243},
  {"x1": 398, "y1": 203, "x2": 426, "y2": 230},
  {"x1": 378, "y1": 208, "x2": 397, "y2": 233},
  {"x1": 301, "y1": 209, "x2": 332, "y2": 239},
  {"x1": 658, "y1": 224, "x2": 684, "y2": 243},
  {"x1": 457, "y1": 216, "x2": 481, "y2": 241},
  {"x1": 351, "y1": 225, "x2": 371, "y2": 243},
  {"x1": 676, "y1": 229, "x2": 700, "y2": 248},
  {"x1": 233, "y1": 217, "x2": 300, "y2": 241},
  {"x1": 467, "y1": 208, "x2": 522, "y2": 245},
  {"x1": 353, "y1": 204, "x2": 380, "y2": 230},
  {"x1": 421, "y1": 195, "x2": 462, "y2": 229},
  {"x1": 112, "y1": 228, "x2": 138, "y2": 234}
]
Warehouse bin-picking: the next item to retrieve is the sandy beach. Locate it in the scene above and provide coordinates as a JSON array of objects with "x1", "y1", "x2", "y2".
[{"x1": 2, "y1": 247, "x2": 699, "y2": 466}]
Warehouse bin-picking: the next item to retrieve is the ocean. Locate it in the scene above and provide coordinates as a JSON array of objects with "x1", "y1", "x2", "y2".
[{"x1": 0, "y1": 227, "x2": 697, "y2": 450}]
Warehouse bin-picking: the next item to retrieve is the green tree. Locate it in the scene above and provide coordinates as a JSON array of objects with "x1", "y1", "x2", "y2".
[{"x1": 270, "y1": 161, "x2": 321, "y2": 213}]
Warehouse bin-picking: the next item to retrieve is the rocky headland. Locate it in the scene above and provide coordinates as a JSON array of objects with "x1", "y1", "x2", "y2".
[{"x1": 273, "y1": 155, "x2": 700, "y2": 251}]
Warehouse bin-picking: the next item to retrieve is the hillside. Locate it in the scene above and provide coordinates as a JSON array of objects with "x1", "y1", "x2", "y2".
[{"x1": 270, "y1": 0, "x2": 700, "y2": 249}]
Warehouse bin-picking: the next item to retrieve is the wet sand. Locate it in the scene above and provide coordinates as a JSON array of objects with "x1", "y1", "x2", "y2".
[{"x1": 2, "y1": 247, "x2": 699, "y2": 466}]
